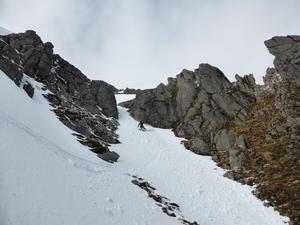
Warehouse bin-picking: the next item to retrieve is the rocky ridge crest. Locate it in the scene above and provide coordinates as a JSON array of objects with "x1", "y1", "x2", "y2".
[
  {"x1": 0, "y1": 30, "x2": 120, "y2": 160},
  {"x1": 121, "y1": 63, "x2": 255, "y2": 169}
]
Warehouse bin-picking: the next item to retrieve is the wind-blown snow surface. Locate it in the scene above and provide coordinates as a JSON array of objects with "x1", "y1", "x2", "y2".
[
  {"x1": 0, "y1": 72, "x2": 288, "y2": 225},
  {"x1": 0, "y1": 26, "x2": 12, "y2": 35}
]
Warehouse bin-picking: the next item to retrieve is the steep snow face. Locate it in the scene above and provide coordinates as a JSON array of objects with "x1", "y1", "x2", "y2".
[
  {"x1": 0, "y1": 72, "x2": 178, "y2": 225},
  {"x1": 0, "y1": 71, "x2": 288, "y2": 225},
  {"x1": 0, "y1": 26, "x2": 12, "y2": 35}
]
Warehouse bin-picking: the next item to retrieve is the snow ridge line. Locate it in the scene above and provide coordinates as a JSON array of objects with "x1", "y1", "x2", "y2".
[{"x1": 0, "y1": 110, "x2": 106, "y2": 174}]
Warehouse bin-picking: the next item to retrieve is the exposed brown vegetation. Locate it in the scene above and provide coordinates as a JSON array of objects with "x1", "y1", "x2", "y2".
[{"x1": 228, "y1": 83, "x2": 300, "y2": 224}]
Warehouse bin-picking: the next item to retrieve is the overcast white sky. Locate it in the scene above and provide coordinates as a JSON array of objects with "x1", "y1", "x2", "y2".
[{"x1": 0, "y1": 0, "x2": 299, "y2": 88}]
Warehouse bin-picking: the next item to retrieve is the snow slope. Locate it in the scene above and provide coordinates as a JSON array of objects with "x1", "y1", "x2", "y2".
[
  {"x1": 0, "y1": 72, "x2": 178, "y2": 225},
  {"x1": 112, "y1": 95, "x2": 289, "y2": 225},
  {"x1": 0, "y1": 26, "x2": 12, "y2": 35},
  {"x1": 0, "y1": 71, "x2": 288, "y2": 225}
]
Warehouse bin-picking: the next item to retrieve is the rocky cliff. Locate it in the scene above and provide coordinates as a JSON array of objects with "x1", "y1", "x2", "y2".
[
  {"x1": 0, "y1": 30, "x2": 120, "y2": 160},
  {"x1": 121, "y1": 63, "x2": 256, "y2": 168},
  {"x1": 122, "y1": 36, "x2": 300, "y2": 224}
]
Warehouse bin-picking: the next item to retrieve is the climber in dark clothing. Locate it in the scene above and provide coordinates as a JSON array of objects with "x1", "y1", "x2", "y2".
[{"x1": 138, "y1": 120, "x2": 146, "y2": 131}]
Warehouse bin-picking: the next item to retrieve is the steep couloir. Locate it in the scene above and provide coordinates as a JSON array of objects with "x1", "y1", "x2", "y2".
[{"x1": 122, "y1": 36, "x2": 300, "y2": 224}]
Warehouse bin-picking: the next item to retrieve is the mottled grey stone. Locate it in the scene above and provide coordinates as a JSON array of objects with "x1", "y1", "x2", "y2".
[
  {"x1": 98, "y1": 151, "x2": 120, "y2": 163},
  {"x1": 23, "y1": 82, "x2": 34, "y2": 98},
  {"x1": 265, "y1": 35, "x2": 300, "y2": 86}
]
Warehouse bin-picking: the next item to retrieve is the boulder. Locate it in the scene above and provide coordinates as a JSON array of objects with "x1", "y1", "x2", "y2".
[
  {"x1": 97, "y1": 151, "x2": 120, "y2": 163},
  {"x1": 23, "y1": 82, "x2": 34, "y2": 98},
  {"x1": 183, "y1": 138, "x2": 211, "y2": 155},
  {"x1": 214, "y1": 129, "x2": 248, "y2": 169},
  {"x1": 235, "y1": 74, "x2": 256, "y2": 97},
  {"x1": 214, "y1": 129, "x2": 237, "y2": 150},
  {"x1": 229, "y1": 149, "x2": 246, "y2": 170}
]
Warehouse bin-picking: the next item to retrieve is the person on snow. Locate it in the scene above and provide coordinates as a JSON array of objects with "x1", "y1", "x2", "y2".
[{"x1": 138, "y1": 120, "x2": 146, "y2": 131}]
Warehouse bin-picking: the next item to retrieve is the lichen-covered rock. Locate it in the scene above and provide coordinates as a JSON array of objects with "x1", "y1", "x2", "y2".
[
  {"x1": 263, "y1": 68, "x2": 282, "y2": 89},
  {"x1": 265, "y1": 35, "x2": 300, "y2": 86},
  {"x1": 214, "y1": 129, "x2": 237, "y2": 151},
  {"x1": 234, "y1": 74, "x2": 256, "y2": 97},
  {"x1": 182, "y1": 138, "x2": 211, "y2": 156},
  {"x1": 222, "y1": 37, "x2": 300, "y2": 224}
]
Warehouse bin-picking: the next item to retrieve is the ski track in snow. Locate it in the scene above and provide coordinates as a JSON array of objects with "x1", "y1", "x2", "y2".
[
  {"x1": 0, "y1": 71, "x2": 289, "y2": 225},
  {"x1": 0, "y1": 111, "x2": 106, "y2": 174}
]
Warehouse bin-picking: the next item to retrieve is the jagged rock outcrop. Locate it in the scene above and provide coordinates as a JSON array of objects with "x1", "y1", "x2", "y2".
[
  {"x1": 265, "y1": 35, "x2": 300, "y2": 86},
  {"x1": 122, "y1": 36, "x2": 300, "y2": 224},
  {"x1": 124, "y1": 63, "x2": 254, "y2": 169},
  {"x1": 234, "y1": 74, "x2": 256, "y2": 97},
  {"x1": 0, "y1": 30, "x2": 119, "y2": 158},
  {"x1": 0, "y1": 38, "x2": 24, "y2": 86},
  {"x1": 213, "y1": 129, "x2": 249, "y2": 169},
  {"x1": 255, "y1": 36, "x2": 300, "y2": 224},
  {"x1": 263, "y1": 68, "x2": 282, "y2": 88},
  {"x1": 121, "y1": 87, "x2": 142, "y2": 94},
  {"x1": 97, "y1": 151, "x2": 120, "y2": 163},
  {"x1": 230, "y1": 67, "x2": 300, "y2": 224}
]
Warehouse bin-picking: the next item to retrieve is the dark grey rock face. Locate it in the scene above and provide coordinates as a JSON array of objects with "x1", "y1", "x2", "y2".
[
  {"x1": 122, "y1": 87, "x2": 142, "y2": 94},
  {"x1": 265, "y1": 35, "x2": 300, "y2": 86},
  {"x1": 97, "y1": 151, "x2": 120, "y2": 163},
  {"x1": 89, "y1": 80, "x2": 118, "y2": 118},
  {"x1": 23, "y1": 82, "x2": 34, "y2": 98},
  {"x1": 1, "y1": 30, "x2": 118, "y2": 119},
  {"x1": 0, "y1": 39, "x2": 23, "y2": 86},
  {"x1": 0, "y1": 30, "x2": 119, "y2": 156},
  {"x1": 125, "y1": 63, "x2": 254, "y2": 169},
  {"x1": 234, "y1": 74, "x2": 256, "y2": 97}
]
